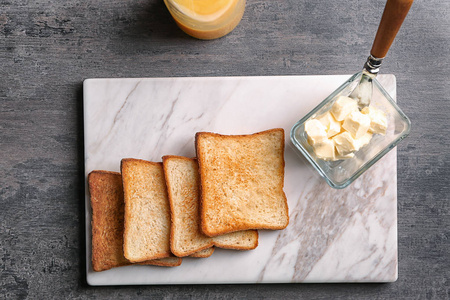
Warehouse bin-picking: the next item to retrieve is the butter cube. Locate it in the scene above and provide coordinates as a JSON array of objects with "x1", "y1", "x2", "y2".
[
  {"x1": 330, "y1": 96, "x2": 358, "y2": 121},
  {"x1": 342, "y1": 110, "x2": 371, "y2": 139},
  {"x1": 335, "y1": 152, "x2": 355, "y2": 160},
  {"x1": 304, "y1": 119, "x2": 327, "y2": 145},
  {"x1": 356, "y1": 131, "x2": 373, "y2": 149},
  {"x1": 361, "y1": 106, "x2": 387, "y2": 135},
  {"x1": 313, "y1": 139, "x2": 336, "y2": 161},
  {"x1": 316, "y1": 112, "x2": 342, "y2": 138},
  {"x1": 333, "y1": 131, "x2": 360, "y2": 156}
]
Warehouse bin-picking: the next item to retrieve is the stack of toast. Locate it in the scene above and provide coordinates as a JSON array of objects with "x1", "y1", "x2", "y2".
[{"x1": 89, "y1": 128, "x2": 289, "y2": 272}]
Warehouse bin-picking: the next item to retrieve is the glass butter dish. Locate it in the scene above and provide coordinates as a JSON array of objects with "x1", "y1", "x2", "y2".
[{"x1": 290, "y1": 72, "x2": 411, "y2": 189}]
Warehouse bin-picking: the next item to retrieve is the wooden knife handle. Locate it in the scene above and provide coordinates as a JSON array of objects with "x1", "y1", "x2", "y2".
[{"x1": 370, "y1": 0, "x2": 414, "y2": 59}]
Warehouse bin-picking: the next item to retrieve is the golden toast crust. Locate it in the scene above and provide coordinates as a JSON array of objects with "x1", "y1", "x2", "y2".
[{"x1": 195, "y1": 128, "x2": 289, "y2": 237}]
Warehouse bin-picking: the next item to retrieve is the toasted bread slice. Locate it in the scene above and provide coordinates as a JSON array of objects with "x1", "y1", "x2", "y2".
[
  {"x1": 163, "y1": 156, "x2": 258, "y2": 257},
  {"x1": 89, "y1": 170, "x2": 181, "y2": 271},
  {"x1": 121, "y1": 159, "x2": 172, "y2": 262},
  {"x1": 213, "y1": 231, "x2": 259, "y2": 249},
  {"x1": 89, "y1": 171, "x2": 131, "y2": 271},
  {"x1": 140, "y1": 256, "x2": 182, "y2": 267},
  {"x1": 189, "y1": 247, "x2": 215, "y2": 258},
  {"x1": 163, "y1": 156, "x2": 212, "y2": 256},
  {"x1": 195, "y1": 128, "x2": 289, "y2": 236}
]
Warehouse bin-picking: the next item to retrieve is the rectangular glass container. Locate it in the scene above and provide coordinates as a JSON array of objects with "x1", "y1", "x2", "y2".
[{"x1": 290, "y1": 72, "x2": 411, "y2": 189}]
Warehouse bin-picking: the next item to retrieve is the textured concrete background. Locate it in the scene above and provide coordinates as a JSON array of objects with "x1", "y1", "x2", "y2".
[{"x1": 1, "y1": 0, "x2": 449, "y2": 299}]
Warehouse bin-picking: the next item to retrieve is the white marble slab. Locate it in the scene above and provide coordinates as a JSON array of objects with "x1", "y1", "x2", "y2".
[{"x1": 84, "y1": 74, "x2": 398, "y2": 285}]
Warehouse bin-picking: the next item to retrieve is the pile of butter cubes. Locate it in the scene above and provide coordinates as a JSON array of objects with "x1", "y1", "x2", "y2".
[{"x1": 305, "y1": 95, "x2": 387, "y2": 161}]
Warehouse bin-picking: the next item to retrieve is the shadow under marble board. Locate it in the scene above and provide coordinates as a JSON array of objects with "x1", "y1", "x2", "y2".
[{"x1": 83, "y1": 74, "x2": 398, "y2": 285}]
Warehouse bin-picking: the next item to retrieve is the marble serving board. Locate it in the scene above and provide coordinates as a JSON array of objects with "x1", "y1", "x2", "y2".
[{"x1": 83, "y1": 74, "x2": 398, "y2": 285}]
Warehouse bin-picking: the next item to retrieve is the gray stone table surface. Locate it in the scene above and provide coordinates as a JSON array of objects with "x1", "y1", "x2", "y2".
[{"x1": 1, "y1": 0, "x2": 449, "y2": 299}]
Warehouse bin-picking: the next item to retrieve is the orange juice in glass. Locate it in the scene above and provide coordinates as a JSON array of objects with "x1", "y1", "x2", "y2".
[{"x1": 164, "y1": 0, "x2": 246, "y2": 40}]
